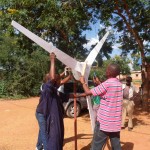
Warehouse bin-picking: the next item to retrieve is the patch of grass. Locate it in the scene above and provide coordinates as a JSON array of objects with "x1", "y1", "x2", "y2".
[
  {"x1": 0, "y1": 95, "x2": 28, "y2": 100},
  {"x1": 133, "y1": 80, "x2": 142, "y2": 83}
]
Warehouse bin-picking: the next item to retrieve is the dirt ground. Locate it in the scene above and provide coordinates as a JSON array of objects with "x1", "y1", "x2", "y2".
[{"x1": 0, "y1": 97, "x2": 150, "y2": 150}]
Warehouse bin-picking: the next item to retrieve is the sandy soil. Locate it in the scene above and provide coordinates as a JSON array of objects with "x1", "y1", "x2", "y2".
[{"x1": 0, "y1": 97, "x2": 150, "y2": 150}]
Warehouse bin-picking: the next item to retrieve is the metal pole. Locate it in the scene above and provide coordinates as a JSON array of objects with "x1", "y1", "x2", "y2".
[{"x1": 74, "y1": 80, "x2": 77, "y2": 150}]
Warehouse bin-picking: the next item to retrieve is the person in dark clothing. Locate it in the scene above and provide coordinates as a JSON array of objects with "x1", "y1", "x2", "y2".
[{"x1": 35, "y1": 53, "x2": 72, "y2": 150}]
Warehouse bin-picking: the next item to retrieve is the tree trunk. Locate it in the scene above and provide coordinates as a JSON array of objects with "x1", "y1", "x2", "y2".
[
  {"x1": 141, "y1": 64, "x2": 150, "y2": 111},
  {"x1": 114, "y1": 0, "x2": 149, "y2": 111}
]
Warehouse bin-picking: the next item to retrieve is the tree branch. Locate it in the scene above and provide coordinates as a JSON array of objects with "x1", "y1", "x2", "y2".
[
  {"x1": 122, "y1": 0, "x2": 131, "y2": 24},
  {"x1": 113, "y1": 9, "x2": 146, "y2": 65}
]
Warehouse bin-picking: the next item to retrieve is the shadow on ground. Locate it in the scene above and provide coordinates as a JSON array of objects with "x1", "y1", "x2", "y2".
[
  {"x1": 80, "y1": 141, "x2": 134, "y2": 150},
  {"x1": 64, "y1": 133, "x2": 92, "y2": 146}
]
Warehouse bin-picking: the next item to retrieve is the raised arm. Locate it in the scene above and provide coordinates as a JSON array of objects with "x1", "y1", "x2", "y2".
[
  {"x1": 60, "y1": 67, "x2": 72, "y2": 86},
  {"x1": 49, "y1": 53, "x2": 56, "y2": 81},
  {"x1": 59, "y1": 71, "x2": 65, "y2": 78},
  {"x1": 60, "y1": 75, "x2": 71, "y2": 86}
]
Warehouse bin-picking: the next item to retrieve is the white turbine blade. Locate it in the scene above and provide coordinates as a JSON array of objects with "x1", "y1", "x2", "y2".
[
  {"x1": 86, "y1": 96, "x2": 95, "y2": 132},
  {"x1": 11, "y1": 20, "x2": 82, "y2": 72},
  {"x1": 85, "y1": 31, "x2": 109, "y2": 65},
  {"x1": 83, "y1": 32, "x2": 110, "y2": 132},
  {"x1": 79, "y1": 34, "x2": 110, "y2": 80}
]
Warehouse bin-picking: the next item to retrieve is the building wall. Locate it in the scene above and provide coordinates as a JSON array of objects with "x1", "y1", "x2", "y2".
[
  {"x1": 118, "y1": 71, "x2": 141, "y2": 81},
  {"x1": 130, "y1": 71, "x2": 141, "y2": 80}
]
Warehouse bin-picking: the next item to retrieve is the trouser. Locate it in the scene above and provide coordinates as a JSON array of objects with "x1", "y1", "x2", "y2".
[
  {"x1": 121, "y1": 99, "x2": 135, "y2": 128},
  {"x1": 90, "y1": 121, "x2": 121, "y2": 150},
  {"x1": 36, "y1": 112, "x2": 48, "y2": 150},
  {"x1": 93, "y1": 104, "x2": 99, "y2": 122}
]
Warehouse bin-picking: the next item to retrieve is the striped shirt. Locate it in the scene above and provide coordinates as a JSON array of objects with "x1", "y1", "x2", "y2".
[{"x1": 91, "y1": 78, "x2": 123, "y2": 132}]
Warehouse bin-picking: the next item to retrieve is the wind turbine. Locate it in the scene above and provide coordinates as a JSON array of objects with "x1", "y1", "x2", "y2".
[{"x1": 11, "y1": 20, "x2": 109, "y2": 131}]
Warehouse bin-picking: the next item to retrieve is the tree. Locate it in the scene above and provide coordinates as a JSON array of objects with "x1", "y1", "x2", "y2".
[
  {"x1": 90, "y1": 56, "x2": 131, "y2": 81},
  {"x1": 132, "y1": 53, "x2": 141, "y2": 71},
  {"x1": 81, "y1": 0, "x2": 149, "y2": 62},
  {"x1": 113, "y1": 55, "x2": 131, "y2": 75},
  {"x1": 0, "y1": 32, "x2": 50, "y2": 97}
]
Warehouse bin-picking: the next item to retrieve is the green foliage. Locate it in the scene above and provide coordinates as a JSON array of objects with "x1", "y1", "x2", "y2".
[
  {"x1": 82, "y1": 0, "x2": 150, "y2": 61},
  {"x1": 146, "y1": 56, "x2": 150, "y2": 63},
  {"x1": 0, "y1": 31, "x2": 49, "y2": 97},
  {"x1": 0, "y1": 80, "x2": 7, "y2": 97},
  {"x1": 0, "y1": 0, "x2": 90, "y2": 97},
  {"x1": 0, "y1": 0, "x2": 148, "y2": 98},
  {"x1": 112, "y1": 56, "x2": 131, "y2": 75},
  {"x1": 90, "y1": 56, "x2": 131, "y2": 81},
  {"x1": 132, "y1": 53, "x2": 141, "y2": 71}
]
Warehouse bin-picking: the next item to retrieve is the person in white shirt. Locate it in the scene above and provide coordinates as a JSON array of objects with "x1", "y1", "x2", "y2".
[{"x1": 121, "y1": 76, "x2": 138, "y2": 131}]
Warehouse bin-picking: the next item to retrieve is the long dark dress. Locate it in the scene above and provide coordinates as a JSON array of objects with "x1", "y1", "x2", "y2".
[{"x1": 37, "y1": 81, "x2": 68, "y2": 150}]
